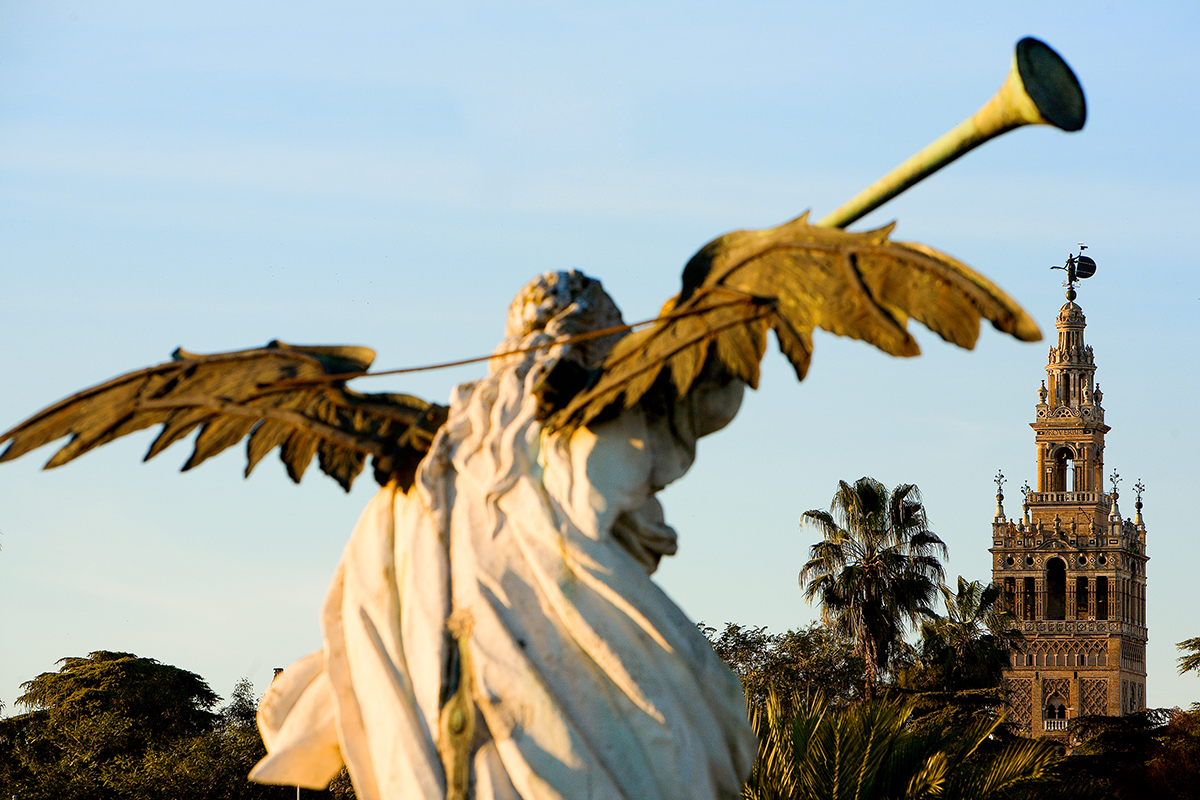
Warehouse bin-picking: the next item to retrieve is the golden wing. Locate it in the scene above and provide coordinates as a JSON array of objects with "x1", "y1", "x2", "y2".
[
  {"x1": 547, "y1": 213, "x2": 1040, "y2": 432},
  {"x1": 0, "y1": 341, "x2": 448, "y2": 492}
]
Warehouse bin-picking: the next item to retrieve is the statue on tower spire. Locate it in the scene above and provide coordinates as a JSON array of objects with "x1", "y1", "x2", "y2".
[
  {"x1": 1051, "y1": 243, "x2": 1097, "y2": 301},
  {"x1": 994, "y1": 470, "x2": 1007, "y2": 522}
]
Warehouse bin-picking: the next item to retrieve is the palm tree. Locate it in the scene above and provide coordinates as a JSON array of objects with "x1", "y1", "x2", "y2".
[
  {"x1": 913, "y1": 576, "x2": 1023, "y2": 692},
  {"x1": 799, "y1": 477, "x2": 947, "y2": 694}
]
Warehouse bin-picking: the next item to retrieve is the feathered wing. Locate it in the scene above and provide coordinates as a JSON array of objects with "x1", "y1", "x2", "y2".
[
  {"x1": 547, "y1": 213, "x2": 1041, "y2": 432},
  {"x1": 0, "y1": 341, "x2": 448, "y2": 492}
]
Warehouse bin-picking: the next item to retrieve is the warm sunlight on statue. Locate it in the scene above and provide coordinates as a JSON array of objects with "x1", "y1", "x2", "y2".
[
  {"x1": 251, "y1": 270, "x2": 757, "y2": 799},
  {"x1": 0, "y1": 37, "x2": 1085, "y2": 800}
]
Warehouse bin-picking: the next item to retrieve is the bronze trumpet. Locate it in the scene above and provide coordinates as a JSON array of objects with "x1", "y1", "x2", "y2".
[{"x1": 819, "y1": 37, "x2": 1085, "y2": 230}]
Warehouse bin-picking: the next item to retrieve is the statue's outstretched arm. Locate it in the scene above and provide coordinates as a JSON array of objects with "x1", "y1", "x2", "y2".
[
  {"x1": 0, "y1": 341, "x2": 447, "y2": 492},
  {"x1": 545, "y1": 212, "x2": 1041, "y2": 434}
]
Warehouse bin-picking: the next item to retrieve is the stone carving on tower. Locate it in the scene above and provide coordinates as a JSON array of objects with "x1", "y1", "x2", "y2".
[{"x1": 989, "y1": 248, "x2": 1147, "y2": 742}]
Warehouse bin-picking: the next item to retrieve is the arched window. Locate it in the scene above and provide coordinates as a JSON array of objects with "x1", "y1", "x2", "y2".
[
  {"x1": 1076, "y1": 577, "x2": 1089, "y2": 620},
  {"x1": 1045, "y1": 696, "x2": 1067, "y2": 720},
  {"x1": 1049, "y1": 446, "x2": 1074, "y2": 492},
  {"x1": 1096, "y1": 576, "x2": 1108, "y2": 620},
  {"x1": 1046, "y1": 558, "x2": 1066, "y2": 620}
]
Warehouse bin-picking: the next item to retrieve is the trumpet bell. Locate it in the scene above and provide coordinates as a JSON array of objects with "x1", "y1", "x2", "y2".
[{"x1": 1014, "y1": 36, "x2": 1085, "y2": 132}]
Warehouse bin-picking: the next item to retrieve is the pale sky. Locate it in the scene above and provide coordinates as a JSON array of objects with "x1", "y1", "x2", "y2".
[{"x1": 2, "y1": 1, "x2": 1198, "y2": 713}]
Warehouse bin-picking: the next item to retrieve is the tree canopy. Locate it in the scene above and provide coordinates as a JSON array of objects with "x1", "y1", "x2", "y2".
[
  {"x1": 701, "y1": 622, "x2": 867, "y2": 714},
  {"x1": 0, "y1": 651, "x2": 358, "y2": 799},
  {"x1": 17, "y1": 650, "x2": 219, "y2": 741}
]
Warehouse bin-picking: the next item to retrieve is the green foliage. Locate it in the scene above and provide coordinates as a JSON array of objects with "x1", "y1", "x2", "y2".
[
  {"x1": 326, "y1": 768, "x2": 359, "y2": 799},
  {"x1": 1177, "y1": 636, "x2": 1200, "y2": 676},
  {"x1": 222, "y1": 678, "x2": 259, "y2": 730},
  {"x1": 887, "y1": 686, "x2": 1009, "y2": 742},
  {"x1": 117, "y1": 725, "x2": 271, "y2": 800},
  {"x1": 743, "y1": 691, "x2": 1060, "y2": 800},
  {"x1": 799, "y1": 478, "x2": 947, "y2": 693},
  {"x1": 1026, "y1": 708, "x2": 1200, "y2": 800},
  {"x1": 702, "y1": 622, "x2": 867, "y2": 714},
  {"x1": 897, "y1": 576, "x2": 1022, "y2": 698},
  {"x1": 1145, "y1": 709, "x2": 1200, "y2": 798},
  {"x1": 0, "y1": 651, "x2": 228, "y2": 798},
  {"x1": 17, "y1": 650, "x2": 219, "y2": 742},
  {"x1": 0, "y1": 651, "x2": 359, "y2": 799}
]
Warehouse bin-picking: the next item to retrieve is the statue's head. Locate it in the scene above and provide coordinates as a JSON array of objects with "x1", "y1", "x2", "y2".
[{"x1": 500, "y1": 270, "x2": 624, "y2": 371}]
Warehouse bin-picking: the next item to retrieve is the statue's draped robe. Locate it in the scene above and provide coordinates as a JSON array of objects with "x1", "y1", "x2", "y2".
[{"x1": 251, "y1": 324, "x2": 756, "y2": 800}]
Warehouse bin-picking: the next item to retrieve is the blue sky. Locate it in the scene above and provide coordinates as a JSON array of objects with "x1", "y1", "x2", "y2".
[{"x1": 2, "y1": 1, "x2": 1198, "y2": 713}]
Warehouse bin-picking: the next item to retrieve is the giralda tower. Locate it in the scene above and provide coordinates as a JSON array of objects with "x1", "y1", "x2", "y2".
[{"x1": 989, "y1": 249, "x2": 1147, "y2": 740}]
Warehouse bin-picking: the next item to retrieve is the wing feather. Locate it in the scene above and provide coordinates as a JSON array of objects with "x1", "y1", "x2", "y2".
[
  {"x1": 317, "y1": 440, "x2": 368, "y2": 492},
  {"x1": 280, "y1": 430, "x2": 320, "y2": 483},
  {"x1": 185, "y1": 416, "x2": 259, "y2": 469},
  {"x1": 147, "y1": 410, "x2": 210, "y2": 460},
  {"x1": 549, "y1": 213, "x2": 1039, "y2": 432},
  {"x1": 667, "y1": 334, "x2": 709, "y2": 397},
  {"x1": 245, "y1": 419, "x2": 294, "y2": 476},
  {"x1": 0, "y1": 341, "x2": 448, "y2": 492}
]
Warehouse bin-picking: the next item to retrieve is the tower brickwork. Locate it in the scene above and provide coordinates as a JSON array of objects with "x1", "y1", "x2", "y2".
[{"x1": 990, "y1": 282, "x2": 1147, "y2": 741}]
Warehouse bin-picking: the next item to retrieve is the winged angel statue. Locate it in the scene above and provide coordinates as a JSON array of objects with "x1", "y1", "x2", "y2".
[{"x1": 1, "y1": 37, "x2": 1082, "y2": 800}]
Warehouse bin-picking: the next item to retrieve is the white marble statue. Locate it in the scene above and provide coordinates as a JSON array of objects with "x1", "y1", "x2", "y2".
[{"x1": 252, "y1": 271, "x2": 756, "y2": 799}]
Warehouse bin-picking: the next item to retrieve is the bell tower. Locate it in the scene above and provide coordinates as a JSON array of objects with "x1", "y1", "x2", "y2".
[{"x1": 989, "y1": 249, "x2": 1148, "y2": 740}]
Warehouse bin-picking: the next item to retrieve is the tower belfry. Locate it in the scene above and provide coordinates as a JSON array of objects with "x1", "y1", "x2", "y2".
[{"x1": 990, "y1": 249, "x2": 1148, "y2": 740}]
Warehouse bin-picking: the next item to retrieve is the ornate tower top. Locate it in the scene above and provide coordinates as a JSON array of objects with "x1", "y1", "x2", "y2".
[{"x1": 1033, "y1": 248, "x2": 1107, "y2": 495}]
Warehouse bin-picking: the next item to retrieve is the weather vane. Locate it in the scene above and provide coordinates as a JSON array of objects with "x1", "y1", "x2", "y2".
[
  {"x1": 994, "y1": 470, "x2": 1006, "y2": 518},
  {"x1": 1051, "y1": 243, "x2": 1097, "y2": 301}
]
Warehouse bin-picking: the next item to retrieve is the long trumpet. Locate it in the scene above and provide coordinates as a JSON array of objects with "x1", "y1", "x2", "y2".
[{"x1": 818, "y1": 37, "x2": 1085, "y2": 229}]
